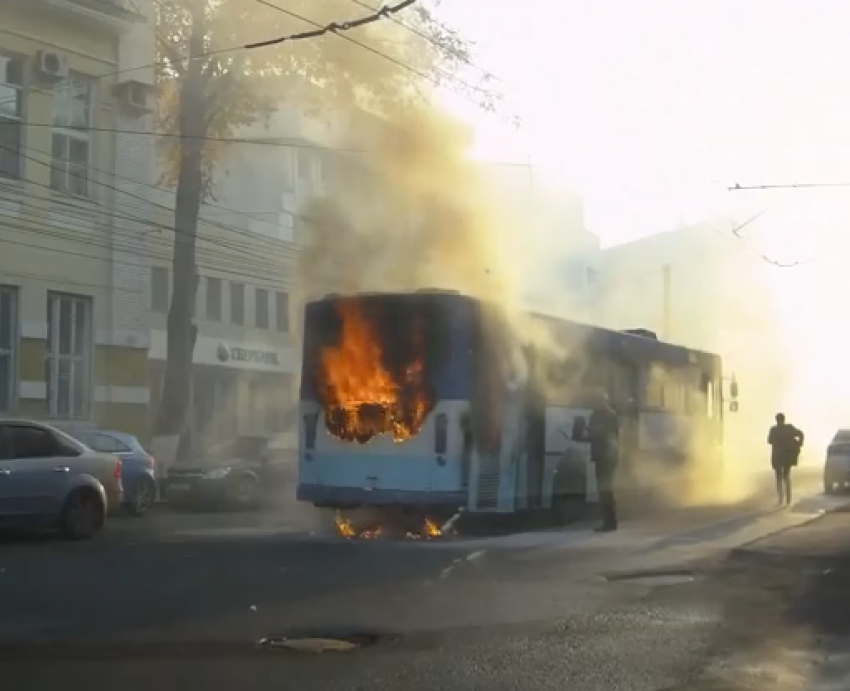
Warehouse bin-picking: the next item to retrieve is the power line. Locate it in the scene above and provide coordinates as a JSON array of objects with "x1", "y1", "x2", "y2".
[
  {"x1": 345, "y1": 0, "x2": 502, "y2": 84},
  {"x1": 9, "y1": 138, "x2": 303, "y2": 242},
  {"x1": 2, "y1": 143, "x2": 298, "y2": 267},
  {"x1": 0, "y1": 213, "x2": 294, "y2": 286},
  {"x1": 729, "y1": 182, "x2": 850, "y2": 191},
  {"x1": 255, "y1": 0, "x2": 513, "y2": 122},
  {"x1": 0, "y1": 0, "x2": 422, "y2": 94}
]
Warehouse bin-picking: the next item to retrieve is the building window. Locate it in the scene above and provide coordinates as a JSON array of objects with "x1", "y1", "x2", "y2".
[
  {"x1": 47, "y1": 293, "x2": 92, "y2": 419},
  {"x1": 275, "y1": 291, "x2": 289, "y2": 333},
  {"x1": 230, "y1": 282, "x2": 244, "y2": 326},
  {"x1": 296, "y1": 150, "x2": 312, "y2": 182},
  {"x1": 0, "y1": 54, "x2": 23, "y2": 180},
  {"x1": 0, "y1": 286, "x2": 18, "y2": 411},
  {"x1": 206, "y1": 277, "x2": 222, "y2": 322},
  {"x1": 51, "y1": 76, "x2": 92, "y2": 197},
  {"x1": 255, "y1": 288, "x2": 269, "y2": 329},
  {"x1": 585, "y1": 267, "x2": 600, "y2": 288},
  {"x1": 280, "y1": 150, "x2": 294, "y2": 191},
  {"x1": 150, "y1": 266, "x2": 169, "y2": 313}
]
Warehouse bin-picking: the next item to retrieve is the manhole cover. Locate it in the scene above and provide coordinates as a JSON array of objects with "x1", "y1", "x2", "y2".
[
  {"x1": 605, "y1": 569, "x2": 696, "y2": 586},
  {"x1": 257, "y1": 632, "x2": 381, "y2": 653}
]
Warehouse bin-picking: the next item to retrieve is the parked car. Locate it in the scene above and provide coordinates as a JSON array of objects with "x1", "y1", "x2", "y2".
[
  {"x1": 72, "y1": 430, "x2": 158, "y2": 516},
  {"x1": 163, "y1": 433, "x2": 297, "y2": 510},
  {"x1": 824, "y1": 428, "x2": 850, "y2": 494},
  {"x1": 0, "y1": 419, "x2": 124, "y2": 539}
]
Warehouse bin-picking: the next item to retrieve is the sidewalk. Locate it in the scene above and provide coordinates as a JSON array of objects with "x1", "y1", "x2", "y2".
[
  {"x1": 505, "y1": 490, "x2": 850, "y2": 578},
  {"x1": 690, "y1": 510, "x2": 850, "y2": 690}
]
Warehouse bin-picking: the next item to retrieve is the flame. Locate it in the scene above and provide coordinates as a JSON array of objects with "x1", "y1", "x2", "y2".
[
  {"x1": 423, "y1": 517, "x2": 442, "y2": 538},
  {"x1": 318, "y1": 300, "x2": 430, "y2": 444},
  {"x1": 333, "y1": 512, "x2": 447, "y2": 540},
  {"x1": 334, "y1": 513, "x2": 358, "y2": 538}
]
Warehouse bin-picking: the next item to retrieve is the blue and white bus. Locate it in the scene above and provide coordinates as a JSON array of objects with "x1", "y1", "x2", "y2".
[{"x1": 297, "y1": 290, "x2": 732, "y2": 527}]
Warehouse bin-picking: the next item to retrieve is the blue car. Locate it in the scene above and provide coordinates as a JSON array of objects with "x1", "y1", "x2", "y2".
[{"x1": 72, "y1": 430, "x2": 158, "y2": 516}]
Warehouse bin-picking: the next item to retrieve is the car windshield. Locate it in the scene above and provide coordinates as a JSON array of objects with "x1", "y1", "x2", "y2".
[
  {"x1": 831, "y1": 430, "x2": 850, "y2": 445},
  {"x1": 203, "y1": 437, "x2": 268, "y2": 463}
]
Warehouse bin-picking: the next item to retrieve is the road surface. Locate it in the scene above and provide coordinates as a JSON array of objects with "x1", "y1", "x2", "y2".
[{"x1": 0, "y1": 480, "x2": 847, "y2": 690}]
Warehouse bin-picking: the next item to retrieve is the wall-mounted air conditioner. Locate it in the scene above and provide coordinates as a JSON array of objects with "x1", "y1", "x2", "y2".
[
  {"x1": 35, "y1": 51, "x2": 69, "y2": 83},
  {"x1": 114, "y1": 80, "x2": 155, "y2": 115}
]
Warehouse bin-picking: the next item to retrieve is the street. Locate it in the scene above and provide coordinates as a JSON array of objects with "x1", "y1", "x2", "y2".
[{"x1": 1, "y1": 473, "x2": 849, "y2": 690}]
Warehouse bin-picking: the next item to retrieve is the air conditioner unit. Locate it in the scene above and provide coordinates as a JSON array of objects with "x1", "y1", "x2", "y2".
[
  {"x1": 36, "y1": 51, "x2": 69, "y2": 83},
  {"x1": 114, "y1": 80, "x2": 154, "y2": 115}
]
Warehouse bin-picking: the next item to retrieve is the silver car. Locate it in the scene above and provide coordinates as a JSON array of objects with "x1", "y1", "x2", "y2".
[
  {"x1": 0, "y1": 419, "x2": 124, "y2": 539},
  {"x1": 824, "y1": 428, "x2": 850, "y2": 494}
]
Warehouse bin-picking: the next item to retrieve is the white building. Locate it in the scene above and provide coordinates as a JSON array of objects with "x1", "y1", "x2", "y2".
[{"x1": 146, "y1": 104, "x2": 336, "y2": 444}]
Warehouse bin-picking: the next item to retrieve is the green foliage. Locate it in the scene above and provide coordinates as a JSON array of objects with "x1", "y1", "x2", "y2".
[{"x1": 154, "y1": 0, "x2": 491, "y2": 197}]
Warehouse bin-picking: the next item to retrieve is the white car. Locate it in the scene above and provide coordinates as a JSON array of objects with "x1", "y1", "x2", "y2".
[
  {"x1": 0, "y1": 419, "x2": 124, "y2": 539},
  {"x1": 824, "y1": 428, "x2": 850, "y2": 494}
]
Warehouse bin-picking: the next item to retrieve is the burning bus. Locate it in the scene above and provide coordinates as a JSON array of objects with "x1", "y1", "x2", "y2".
[{"x1": 297, "y1": 289, "x2": 735, "y2": 532}]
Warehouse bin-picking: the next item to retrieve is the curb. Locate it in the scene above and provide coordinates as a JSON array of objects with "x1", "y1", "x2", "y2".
[{"x1": 729, "y1": 497, "x2": 850, "y2": 556}]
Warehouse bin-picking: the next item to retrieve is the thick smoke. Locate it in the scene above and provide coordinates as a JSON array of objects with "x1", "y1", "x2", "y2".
[{"x1": 295, "y1": 106, "x2": 519, "y2": 306}]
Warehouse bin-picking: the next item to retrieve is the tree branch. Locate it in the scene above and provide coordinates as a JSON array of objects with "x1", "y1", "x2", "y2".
[
  {"x1": 155, "y1": 32, "x2": 187, "y2": 78},
  {"x1": 203, "y1": 56, "x2": 245, "y2": 126}
]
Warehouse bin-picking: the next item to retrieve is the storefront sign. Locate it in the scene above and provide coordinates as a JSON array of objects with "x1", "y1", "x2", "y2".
[{"x1": 217, "y1": 344, "x2": 280, "y2": 366}]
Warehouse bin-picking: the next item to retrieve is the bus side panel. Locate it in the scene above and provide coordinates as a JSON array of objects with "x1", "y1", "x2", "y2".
[{"x1": 542, "y1": 406, "x2": 594, "y2": 505}]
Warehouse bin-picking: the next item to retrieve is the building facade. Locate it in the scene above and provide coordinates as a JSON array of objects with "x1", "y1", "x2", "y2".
[
  {"x1": 0, "y1": 0, "x2": 154, "y2": 437},
  {"x1": 146, "y1": 104, "x2": 331, "y2": 446}
]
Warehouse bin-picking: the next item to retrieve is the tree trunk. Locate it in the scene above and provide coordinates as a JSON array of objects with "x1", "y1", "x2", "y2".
[{"x1": 154, "y1": 7, "x2": 207, "y2": 458}]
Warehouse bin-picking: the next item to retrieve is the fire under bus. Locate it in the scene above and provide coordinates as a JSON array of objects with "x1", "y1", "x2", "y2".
[{"x1": 297, "y1": 290, "x2": 738, "y2": 536}]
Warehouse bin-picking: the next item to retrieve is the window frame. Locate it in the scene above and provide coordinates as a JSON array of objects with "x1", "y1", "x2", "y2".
[
  {"x1": 205, "y1": 276, "x2": 222, "y2": 322},
  {"x1": 46, "y1": 292, "x2": 93, "y2": 420},
  {"x1": 150, "y1": 266, "x2": 169, "y2": 314},
  {"x1": 230, "y1": 282, "x2": 244, "y2": 325},
  {"x1": 275, "y1": 290, "x2": 289, "y2": 333},
  {"x1": 255, "y1": 287, "x2": 269, "y2": 329},
  {"x1": 0, "y1": 52, "x2": 25, "y2": 181},
  {"x1": 50, "y1": 74, "x2": 93, "y2": 198},
  {"x1": 0, "y1": 285, "x2": 19, "y2": 412}
]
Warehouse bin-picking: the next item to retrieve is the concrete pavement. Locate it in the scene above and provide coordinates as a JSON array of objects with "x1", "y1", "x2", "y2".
[{"x1": 1, "y1": 480, "x2": 848, "y2": 690}]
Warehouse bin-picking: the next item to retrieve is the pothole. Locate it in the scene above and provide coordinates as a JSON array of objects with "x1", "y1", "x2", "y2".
[
  {"x1": 604, "y1": 569, "x2": 697, "y2": 586},
  {"x1": 257, "y1": 631, "x2": 383, "y2": 653}
]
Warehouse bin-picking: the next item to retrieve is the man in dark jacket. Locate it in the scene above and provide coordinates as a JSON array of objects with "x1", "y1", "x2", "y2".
[
  {"x1": 768, "y1": 412, "x2": 805, "y2": 505},
  {"x1": 587, "y1": 390, "x2": 620, "y2": 532}
]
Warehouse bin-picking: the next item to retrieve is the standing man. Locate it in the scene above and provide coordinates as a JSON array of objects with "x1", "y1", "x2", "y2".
[
  {"x1": 767, "y1": 413, "x2": 805, "y2": 505},
  {"x1": 584, "y1": 390, "x2": 620, "y2": 532}
]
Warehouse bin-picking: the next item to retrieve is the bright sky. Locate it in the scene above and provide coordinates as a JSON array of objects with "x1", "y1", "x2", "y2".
[{"x1": 436, "y1": 0, "x2": 850, "y2": 250}]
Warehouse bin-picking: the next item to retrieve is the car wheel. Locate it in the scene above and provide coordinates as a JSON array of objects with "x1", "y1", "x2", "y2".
[
  {"x1": 231, "y1": 475, "x2": 259, "y2": 509},
  {"x1": 128, "y1": 479, "x2": 156, "y2": 516},
  {"x1": 60, "y1": 489, "x2": 104, "y2": 540}
]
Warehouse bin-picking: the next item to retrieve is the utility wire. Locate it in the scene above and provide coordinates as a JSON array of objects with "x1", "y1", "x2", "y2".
[
  {"x1": 2, "y1": 143, "x2": 300, "y2": 267},
  {"x1": 0, "y1": 212, "x2": 294, "y2": 286},
  {"x1": 255, "y1": 0, "x2": 514, "y2": 123},
  {"x1": 0, "y1": 194, "x2": 291, "y2": 279},
  {"x1": 730, "y1": 182, "x2": 850, "y2": 191},
  {"x1": 0, "y1": 0, "x2": 421, "y2": 91},
  {"x1": 344, "y1": 0, "x2": 502, "y2": 84}
]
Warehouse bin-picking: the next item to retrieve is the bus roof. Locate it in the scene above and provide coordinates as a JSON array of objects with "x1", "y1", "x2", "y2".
[{"x1": 305, "y1": 292, "x2": 721, "y2": 371}]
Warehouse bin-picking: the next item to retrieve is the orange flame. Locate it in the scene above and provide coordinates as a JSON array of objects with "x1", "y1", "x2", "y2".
[
  {"x1": 318, "y1": 300, "x2": 430, "y2": 444},
  {"x1": 423, "y1": 517, "x2": 442, "y2": 538}
]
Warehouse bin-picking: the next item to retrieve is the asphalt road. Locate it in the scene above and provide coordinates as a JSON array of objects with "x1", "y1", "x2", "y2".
[{"x1": 0, "y1": 475, "x2": 844, "y2": 690}]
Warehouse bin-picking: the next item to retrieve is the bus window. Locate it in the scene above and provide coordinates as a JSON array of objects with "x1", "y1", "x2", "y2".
[
  {"x1": 434, "y1": 413, "x2": 448, "y2": 454},
  {"x1": 645, "y1": 375, "x2": 664, "y2": 408}
]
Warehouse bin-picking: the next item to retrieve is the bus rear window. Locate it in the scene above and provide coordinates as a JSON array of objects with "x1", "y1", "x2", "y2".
[{"x1": 303, "y1": 294, "x2": 453, "y2": 444}]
